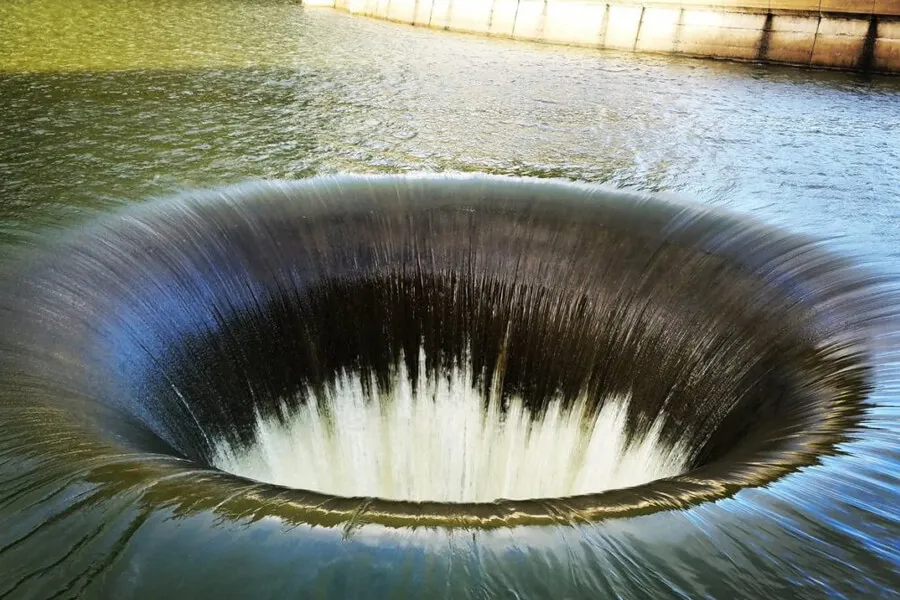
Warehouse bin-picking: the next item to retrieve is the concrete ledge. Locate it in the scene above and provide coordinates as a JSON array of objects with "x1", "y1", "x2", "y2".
[
  {"x1": 677, "y1": 11, "x2": 766, "y2": 59},
  {"x1": 308, "y1": 0, "x2": 900, "y2": 73},
  {"x1": 821, "y1": 0, "x2": 876, "y2": 14}
]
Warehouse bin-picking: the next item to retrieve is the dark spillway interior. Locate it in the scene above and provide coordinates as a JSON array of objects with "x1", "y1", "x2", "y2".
[{"x1": 0, "y1": 177, "x2": 873, "y2": 495}]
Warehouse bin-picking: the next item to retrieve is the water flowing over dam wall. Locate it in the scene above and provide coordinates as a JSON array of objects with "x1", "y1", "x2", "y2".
[{"x1": 305, "y1": 0, "x2": 900, "y2": 73}]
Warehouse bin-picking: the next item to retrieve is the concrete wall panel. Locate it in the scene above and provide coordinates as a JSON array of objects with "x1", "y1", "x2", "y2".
[
  {"x1": 513, "y1": 1, "x2": 547, "y2": 41},
  {"x1": 874, "y1": 38, "x2": 900, "y2": 70},
  {"x1": 429, "y1": 0, "x2": 453, "y2": 28},
  {"x1": 635, "y1": 8, "x2": 681, "y2": 52},
  {"x1": 677, "y1": 10, "x2": 765, "y2": 58},
  {"x1": 387, "y1": 0, "x2": 417, "y2": 22},
  {"x1": 373, "y1": 0, "x2": 391, "y2": 18},
  {"x1": 765, "y1": 30, "x2": 818, "y2": 63},
  {"x1": 875, "y1": 19, "x2": 900, "y2": 70},
  {"x1": 811, "y1": 35, "x2": 865, "y2": 67},
  {"x1": 681, "y1": 10, "x2": 767, "y2": 30},
  {"x1": 817, "y1": 16, "x2": 870, "y2": 36},
  {"x1": 878, "y1": 19, "x2": 900, "y2": 38},
  {"x1": 809, "y1": 17, "x2": 869, "y2": 68},
  {"x1": 677, "y1": 41, "x2": 761, "y2": 60},
  {"x1": 449, "y1": 0, "x2": 494, "y2": 33},
  {"x1": 604, "y1": 5, "x2": 643, "y2": 49},
  {"x1": 771, "y1": 15, "x2": 821, "y2": 33},
  {"x1": 414, "y1": 0, "x2": 434, "y2": 25},
  {"x1": 678, "y1": 24, "x2": 763, "y2": 50},
  {"x1": 489, "y1": 0, "x2": 520, "y2": 36},
  {"x1": 543, "y1": 2, "x2": 607, "y2": 46}
]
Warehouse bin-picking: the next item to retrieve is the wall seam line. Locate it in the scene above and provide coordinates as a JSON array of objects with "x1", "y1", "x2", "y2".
[
  {"x1": 597, "y1": 3, "x2": 610, "y2": 48},
  {"x1": 511, "y1": 0, "x2": 522, "y2": 38},
  {"x1": 808, "y1": 14, "x2": 822, "y2": 65},
  {"x1": 633, "y1": 5, "x2": 646, "y2": 52},
  {"x1": 427, "y1": 0, "x2": 436, "y2": 27}
]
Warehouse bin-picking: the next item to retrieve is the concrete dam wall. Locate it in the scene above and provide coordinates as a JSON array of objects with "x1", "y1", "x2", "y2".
[{"x1": 304, "y1": 0, "x2": 900, "y2": 73}]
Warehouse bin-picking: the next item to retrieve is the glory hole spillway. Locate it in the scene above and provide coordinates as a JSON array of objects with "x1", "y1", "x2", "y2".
[{"x1": 1, "y1": 1, "x2": 900, "y2": 598}]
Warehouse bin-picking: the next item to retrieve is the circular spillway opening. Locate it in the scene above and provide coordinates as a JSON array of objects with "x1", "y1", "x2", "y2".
[{"x1": 0, "y1": 175, "x2": 877, "y2": 526}]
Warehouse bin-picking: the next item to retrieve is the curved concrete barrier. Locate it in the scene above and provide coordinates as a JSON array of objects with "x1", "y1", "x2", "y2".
[{"x1": 304, "y1": 0, "x2": 900, "y2": 73}]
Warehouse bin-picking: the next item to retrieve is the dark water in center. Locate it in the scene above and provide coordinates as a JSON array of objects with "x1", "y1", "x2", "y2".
[{"x1": 1, "y1": 1, "x2": 899, "y2": 598}]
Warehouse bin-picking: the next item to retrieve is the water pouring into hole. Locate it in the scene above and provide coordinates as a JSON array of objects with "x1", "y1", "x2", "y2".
[
  {"x1": 0, "y1": 173, "x2": 871, "y2": 519},
  {"x1": 212, "y1": 352, "x2": 689, "y2": 502},
  {"x1": 0, "y1": 175, "x2": 894, "y2": 599}
]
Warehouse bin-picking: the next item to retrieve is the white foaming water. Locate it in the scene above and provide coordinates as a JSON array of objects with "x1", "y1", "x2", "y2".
[{"x1": 212, "y1": 354, "x2": 689, "y2": 502}]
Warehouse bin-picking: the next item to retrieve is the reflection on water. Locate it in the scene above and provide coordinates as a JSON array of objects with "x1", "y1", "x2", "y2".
[{"x1": 1, "y1": 1, "x2": 899, "y2": 598}]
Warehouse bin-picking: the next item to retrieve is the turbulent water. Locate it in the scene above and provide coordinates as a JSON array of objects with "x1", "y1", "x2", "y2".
[
  {"x1": 213, "y1": 353, "x2": 687, "y2": 502},
  {"x1": 1, "y1": 1, "x2": 899, "y2": 599}
]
